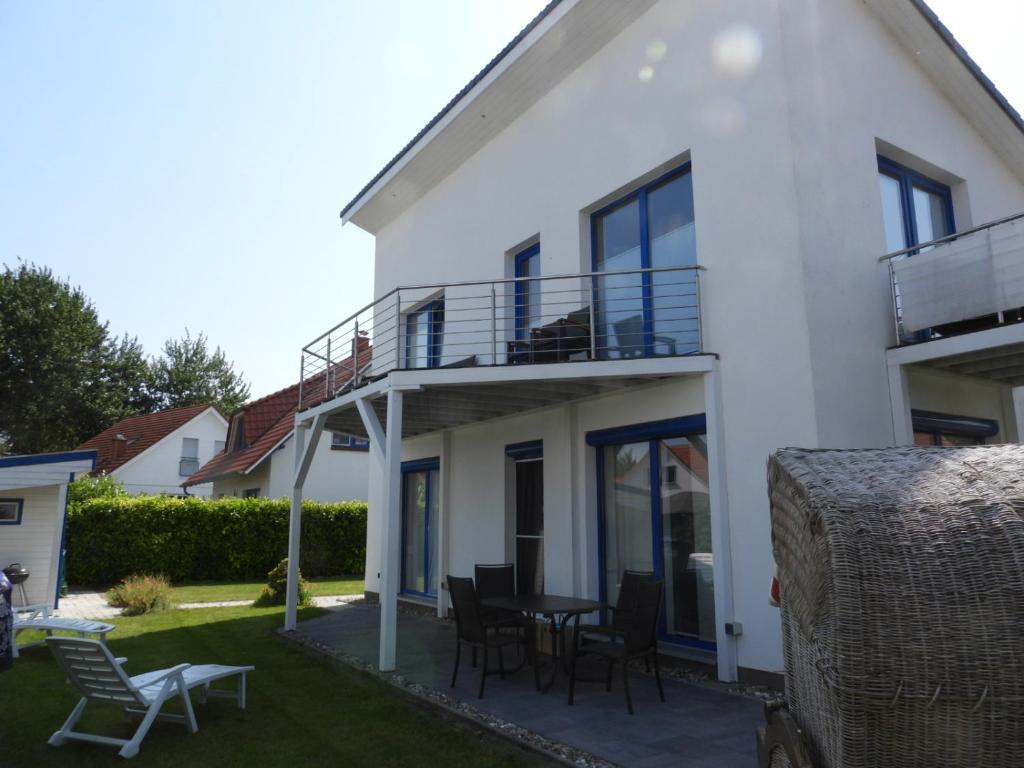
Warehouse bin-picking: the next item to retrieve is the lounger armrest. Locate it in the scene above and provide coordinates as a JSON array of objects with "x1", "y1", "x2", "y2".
[
  {"x1": 133, "y1": 663, "x2": 192, "y2": 690},
  {"x1": 14, "y1": 603, "x2": 50, "y2": 620},
  {"x1": 114, "y1": 657, "x2": 128, "y2": 666}
]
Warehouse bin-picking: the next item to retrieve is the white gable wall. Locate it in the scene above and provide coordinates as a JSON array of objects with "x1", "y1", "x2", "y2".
[
  {"x1": 111, "y1": 409, "x2": 227, "y2": 497},
  {"x1": 213, "y1": 430, "x2": 368, "y2": 502}
]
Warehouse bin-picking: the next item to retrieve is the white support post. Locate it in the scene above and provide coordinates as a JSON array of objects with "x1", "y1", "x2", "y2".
[
  {"x1": 887, "y1": 362, "x2": 914, "y2": 446},
  {"x1": 1013, "y1": 387, "x2": 1024, "y2": 443},
  {"x1": 437, "y1": 430, "x2": 452, "y2": 618},
  {"x1": 704, "y1": 363, "x2": 738, "y2": 682},
  {"x1": 379, "y1": 388, "x2": 404, "y2": 671},
  {"x1": 285, "y1": 414, "x2": 326, "y2": 631}
]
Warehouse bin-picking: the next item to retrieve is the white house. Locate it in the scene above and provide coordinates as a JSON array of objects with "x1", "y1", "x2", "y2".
[
  {"x1": 184, "y1": 376, "x2": 369, "y2": 503},
  {"x1": 283, "y1": 0, "x2": 1024, "y2": 686},
  {"x1": 78, "y1": 404, "x2": 228, "y2": 497},
  {"x1": 0, "y1": 451, "x2": 95, "y2": 607}
]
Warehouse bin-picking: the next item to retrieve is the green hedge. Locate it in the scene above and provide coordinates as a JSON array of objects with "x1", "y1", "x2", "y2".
[{"x1": 66, "y1": 496, "x2": 367, "y2": 587}]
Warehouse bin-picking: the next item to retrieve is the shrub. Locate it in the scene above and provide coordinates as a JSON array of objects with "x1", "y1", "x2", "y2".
[
  {"x1": 253, "y1": 558, "x2": 312, "y2": 607},
  {"x1": 67, "y1": 472, "x2": 127, "y2": 511},
  {"x1": 107, "y1": 574, "x2": 176, "y2": 616},
  {"x1": 66, "y1": 496, "x2": 367, "y2": 587}
]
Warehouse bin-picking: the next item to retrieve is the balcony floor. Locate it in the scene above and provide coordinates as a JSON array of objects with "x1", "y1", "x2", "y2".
[{"x1": 293, "y1": 602, "x2": 763, "y2": 768}]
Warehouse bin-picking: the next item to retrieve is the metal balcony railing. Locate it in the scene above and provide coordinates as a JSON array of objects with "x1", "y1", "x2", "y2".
[
  {"x1": 299, "y1": 265, "x2": 705, "y2": 410},
  {"x1": 881, "y1": 211, "x2": 1024, "y2": 345}
]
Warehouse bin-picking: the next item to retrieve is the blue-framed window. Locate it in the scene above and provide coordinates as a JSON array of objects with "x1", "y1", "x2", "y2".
[
  {"x1": 514, "y1": 243, "x2": 541, "y2": 341},
  {"x1": 405, "y1": 300, "x2": 445, "y2": 369},
  {"x1": 401, "y1": 457, "x2": 440, "y2": 599},
  {"x1": 878, "y1": 156, "x2": 955, "y2": 254},
  {"x1": 0, "y1": 498, "x2": 24, "y2": 525},
  {"x1": 591, "y1": 164, "x2": 698, "y2": 359},
  {"x1": 588, "y1": 415, "x2": 715, "y2": 651},
  {"x1": 331, "y1": 432, "x2": 370, "y2": 451}
]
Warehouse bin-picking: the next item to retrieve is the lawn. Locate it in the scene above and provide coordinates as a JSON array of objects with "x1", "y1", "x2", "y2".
[
  {"x1": 169, "y1": 576, "x2": 364, "y2": 603},
  {"x1": 1, "y1": 606, "x2": 548, "y2": 768}
]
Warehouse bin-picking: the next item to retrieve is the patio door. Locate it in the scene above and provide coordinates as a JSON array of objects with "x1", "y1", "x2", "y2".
[
  {"x1": 591, "y1": 165, "x2": 698, "y2": 359},
  {"x1": 401, "y1": 458, "x2": 439, "y2": 599},
  {"x1": 507, "y1": 441, "x2": 543, "y2": 595},
  {"x1": 590, "y1": 416, "x2": 715, "y2": 650}
]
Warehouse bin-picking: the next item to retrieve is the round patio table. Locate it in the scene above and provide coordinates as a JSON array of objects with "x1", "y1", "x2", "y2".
[{"x1": 480, "y1": 594, "x2": 603, "y2": 692}]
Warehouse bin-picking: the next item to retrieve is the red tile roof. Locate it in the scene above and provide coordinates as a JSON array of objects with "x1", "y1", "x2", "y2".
[
  {"x1": 184, "y1": 342, "x2": 371, "y2": 487},
  {"x1": 78, "y1": 404, "x2": 219, "y2": 475}
]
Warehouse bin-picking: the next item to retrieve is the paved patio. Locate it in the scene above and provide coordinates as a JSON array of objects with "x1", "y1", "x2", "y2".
[{"x1": 294, "y1": 603, "x2": 763, "y2": 767}]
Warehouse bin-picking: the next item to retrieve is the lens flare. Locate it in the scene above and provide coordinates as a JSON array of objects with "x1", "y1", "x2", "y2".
[
  {"x1": 638, "y1": 65, "x2": 654, "y2": 82},
  {"x1": 712, "y1": 25, "x2": 763, "y2": 78}
]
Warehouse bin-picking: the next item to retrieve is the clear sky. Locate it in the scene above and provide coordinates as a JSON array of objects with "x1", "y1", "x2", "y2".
[{"x1": 1, "y1": 0, "x2": 1021, "y2": 398}]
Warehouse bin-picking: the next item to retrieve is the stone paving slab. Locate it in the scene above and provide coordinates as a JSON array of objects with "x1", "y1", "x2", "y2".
[{"x1": 294, "y1": 603, "x2": 764, "y2": 768}]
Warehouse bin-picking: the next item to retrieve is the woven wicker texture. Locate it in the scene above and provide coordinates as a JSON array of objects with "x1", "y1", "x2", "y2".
[{"x1": 769, "y1": 446, "x2": 1024, "y2": 768}]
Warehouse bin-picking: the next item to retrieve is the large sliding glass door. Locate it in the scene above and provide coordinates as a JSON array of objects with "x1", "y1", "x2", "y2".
[
  {"x1": 591, "y1": 165, "x2": 698, "y2": 359},
  {"x1": 591, "y1": 417, "x2": 715, "y2": 650},
  {"x1": 401, "y1": 458, "x2": 439, "y2": 598}
]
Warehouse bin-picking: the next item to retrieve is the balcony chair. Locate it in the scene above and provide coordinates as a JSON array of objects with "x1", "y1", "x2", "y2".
[
  {"x1": 45, "y1": 636, "x2": 253, "y2": 759},
  {"x1": 447, "y1": 575, "x2": 528, "y2": 698},
  {"x1": 568, "y1": 579, "x2": 666, "y2": 715}
]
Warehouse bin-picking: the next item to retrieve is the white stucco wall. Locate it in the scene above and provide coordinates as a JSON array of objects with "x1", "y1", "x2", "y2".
[
  {"x1": 907, "y1": 366, "x2": 1018, "y2": 443},
  {"x1": 0, "y1": 485, "x2": 63, "y2": 607},
  {"x1": 213, "y1": 430, "x2": 368, "y2": 502},
  {"x1": 112, "y1": 409, "x2": 227, "y2": 497},
  {"x1": 359, "y1": 0, "x2": 1024, "y2": 676}
]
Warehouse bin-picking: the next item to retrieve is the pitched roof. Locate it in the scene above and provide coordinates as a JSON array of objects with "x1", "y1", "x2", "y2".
[
  {"x1": 78, "y1": 404, "x2": 218, "y2": 475},
  {"x1": 183, "y1": 342, "x2": 372, "y2": 487},
  {"x1": 339, "y1": 0, "x2": 1024, "y2": 226}
]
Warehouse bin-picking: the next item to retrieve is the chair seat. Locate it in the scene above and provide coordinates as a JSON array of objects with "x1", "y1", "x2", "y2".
[
  {"x1": 578, "y1": 638, "x2": 629, "y2": 660},
  {"x1": 131, "y1": 664, "x2": 254, "y2": 705},
  {"x1": 578, "y1": 624, "x2": 626, "y2": 641}
]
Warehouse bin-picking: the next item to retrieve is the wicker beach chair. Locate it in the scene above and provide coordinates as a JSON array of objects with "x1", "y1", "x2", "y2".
[{"x1": 765, "y1": 446, "x2": 1024, "y2": 768}]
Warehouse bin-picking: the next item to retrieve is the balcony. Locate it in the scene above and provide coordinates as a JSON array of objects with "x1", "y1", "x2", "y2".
[
  {"x1": 298, "y1": 265, "x2": 704, "y2": 411},
  {"x1": 884, "y1": 211, "x2": 1024, "y2": 345}
]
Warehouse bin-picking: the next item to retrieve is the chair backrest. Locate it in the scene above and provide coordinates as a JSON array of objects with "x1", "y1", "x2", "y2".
[
  {"x1": 474, "y1": 563, "x2": 515, "y2": 601},
  {"x1": 612, "y1": 569, "x2": 656, "y2": 631},
  {"x1": 447, "y1": 576, "x2": 486, "y2": 644},
  {"x1": 624, "y1": 579, "x2": 664, "y2": 655},
  {"x1": 46, "y1": 637, "x2": 142, "y2": 705}
]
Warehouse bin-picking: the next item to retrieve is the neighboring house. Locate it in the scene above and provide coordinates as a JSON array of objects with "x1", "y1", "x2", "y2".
[
  {"x1": 0, "y1": 451, "x2": 95, "y2": 607},
  {"x1": 183, "y1": 370, "x2": 370, "y2": 502},
  {"x1": 77, "y1": 404, "x2": 228, "y2": 497},
  {"x1": 283, "y1": 0, "x2": 1024, "y2": 687}
]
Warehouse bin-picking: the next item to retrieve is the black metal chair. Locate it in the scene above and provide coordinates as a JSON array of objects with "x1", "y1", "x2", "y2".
[
  {"x1": 568, "y1": 579, "x2": 666, "y2": 715},
  {"x1": 575, "y1": 569, "x2": 655, "y2": 669},
  {"x1": 447, "y1": 575, "x2": 525, "y2": 698}
]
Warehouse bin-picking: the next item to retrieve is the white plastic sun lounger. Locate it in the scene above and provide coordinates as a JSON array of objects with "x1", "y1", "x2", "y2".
[
  {"x1": 46, "y1": 636, "x2": 254, "y2": 759},
  {"x1": 13, "y1": 603, "x2": 115, "y2": 658}
]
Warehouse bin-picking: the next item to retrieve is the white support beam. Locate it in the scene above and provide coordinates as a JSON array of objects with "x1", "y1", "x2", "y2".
[
  {"x1": 285, "y1": 413, "x2": 326, "y2": 632},
  {"x1": 704, "y1": 364, "x2": 738, "y2": 682},
  {"x1": 1013, "y1": 387, "x2": 1024, "y2": 443},
  {"x1": 356, "y1": 396, "x2": 386, "y2": 465},
  {"x1": 379, "y1": 388, "x2": 404, "y2": 671},
  {"x1": 437, "y1": 430, "x2": 452, "y2": 618},
  {"x1": 887, "y1": 363, "x2": 914, "y2": 446}
]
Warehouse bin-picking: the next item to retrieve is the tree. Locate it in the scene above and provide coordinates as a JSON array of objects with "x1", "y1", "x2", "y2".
[
  {"x1": 149, "y1": 330, "x2": 250, "y2": 413},
  {"x1": 0, "y1": 262, "x2": 151, "y2": 454}
]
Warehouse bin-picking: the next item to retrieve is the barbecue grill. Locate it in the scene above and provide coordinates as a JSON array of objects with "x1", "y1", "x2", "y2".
[{"x1": 2, "y1": 564, "x2": 29, "y2": 607}]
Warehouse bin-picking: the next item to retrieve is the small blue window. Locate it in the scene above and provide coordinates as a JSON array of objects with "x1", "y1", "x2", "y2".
[
  {"x1": 0, "y1": 498, "x2": 23, "y2": 525},
  {"x1": 878, "y1": 156, "x2": 955, "y2": 253},
  {"x1": 405, "y1": 299, "x2": 445, "y2": 369},
  {"x1": 331, "y1": 433, "x2": 370, "y2": 451},
  {"x1": 514, "y1": 243, "x2": 541, "y2": 341}
]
